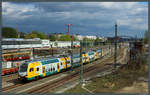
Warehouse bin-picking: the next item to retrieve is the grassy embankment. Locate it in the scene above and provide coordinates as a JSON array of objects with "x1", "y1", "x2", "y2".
[{"x1": 65, "y1": 54, "x2": 148, "y2": 93}]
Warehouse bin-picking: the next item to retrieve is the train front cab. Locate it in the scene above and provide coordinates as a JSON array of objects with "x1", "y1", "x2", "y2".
[
  {"x1": 27, "y1": 61, "x2": 42, "y2": 80},
  {"x1": 18, "y1": 62, "x2": 29, "y2": 81},
  {"x1": 18, "y1": 61, "x2": 42, "y2": 81}
]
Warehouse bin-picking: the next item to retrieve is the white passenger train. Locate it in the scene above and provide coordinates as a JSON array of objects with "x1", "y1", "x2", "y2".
[
  {"x1": 2, "y1": 38, "x2": 42, "y2": 49},
  {"x1": 2, "y1": 38, "x2": 80, "y2": 50}
]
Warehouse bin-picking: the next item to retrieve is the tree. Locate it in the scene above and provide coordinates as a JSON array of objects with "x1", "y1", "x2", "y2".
[
  {"x1": 83, "y1": 37, "x2": 95, "y2": 41},
  {"x1": 59, "y1": 35, "x2": 72, "y2": 41},
  {"x1": 71, "y1": 36, "x2": 78, "y2": 41},
  {"x1": 19, "y1": 32, "x2": 26, "y2": 38},
  {"x1": 49, "y1": 35, "x2": 56, "y2": 41},
  {"x1": 144, "y1": 30, "x2": 148, "y2": 44},
  {"x1": 2, "y1": 27, "x2": 18, "y2": 38},
  {"x1": 31, "y1": 30, "x2": 47, "y2": 39},
  {"x1": 25, "y1": 33, "x2": 37, "y2": 39},
  {"x1": 54, "y1": 42, "x2": 58, "y2": 47},
  {"x1": 94, "y1": 37, "x2": 102, "y2": 45},
  {"x1": 37, "y1": 32, "x2": 47, "y2": 39},
  {"x1": 25, "y1": 30, "x2": 47, "y2": 39}
]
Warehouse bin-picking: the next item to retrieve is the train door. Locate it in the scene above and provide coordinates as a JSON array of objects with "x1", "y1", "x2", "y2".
[
  {"x1": 82, "y1": 54, "x2": 86, "y2": 64},
  {"x1": 57, "y1": 63, "x2": 60, "y2": 72},
  {"x1": 58, "y1": 58, "x2": 63, "y2": 71},
  {"x1": 102, "y1": 50, "x2": 104, "y2": 56},
  {"x1": 64, "y1": 56, "x2": 70, "y2": 68},
  {"x1": 28, "y1": 63, "x2": 34, "y2": 78},
  {"x1": 67, "y1": 57, "x2": 71, "y2": 68},
  {"x1": 42, "y1": 66, "x2": 46, "y2": 77},
  {"x1": 95, "y1": 52, "x2": 98, "y2": 59},
  {"x1": 84, "y1": 54, "x2": 87, "y2": 63},
  {"x1": 64, "y1": 57, "x2": 67, "y2": 69},
  {"x1": 84, "y1": 53, "x2": 89, "y2": 63}
]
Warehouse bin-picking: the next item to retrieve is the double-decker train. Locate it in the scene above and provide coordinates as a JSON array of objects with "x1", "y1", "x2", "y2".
[{"x1": 18, "y1": 49, "x2": 104, "y2": 81}]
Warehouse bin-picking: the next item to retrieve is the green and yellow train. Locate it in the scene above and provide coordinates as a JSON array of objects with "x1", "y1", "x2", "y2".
[{"x1": 18, "y1": 49, "x2": 104, "y2": 81}]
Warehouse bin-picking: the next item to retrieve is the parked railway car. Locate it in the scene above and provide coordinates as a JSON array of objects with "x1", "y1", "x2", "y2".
[
  {"x1": 2, "y1": 38, "x2": 42, "y2": 50},
  {"x1": 2, "y1": 52, "x2": 30, "y2": 62},
  {"x1": 2, "y1": 67, "x2": 19, "y2": 75},
  {"x1": 18, "y1": 49, "x2": 103, "y2": 81}
]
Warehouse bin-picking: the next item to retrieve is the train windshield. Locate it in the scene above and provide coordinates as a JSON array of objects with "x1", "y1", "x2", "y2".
[{"x1": 19, "y1": 63, "x2": 28, "y2": 72}]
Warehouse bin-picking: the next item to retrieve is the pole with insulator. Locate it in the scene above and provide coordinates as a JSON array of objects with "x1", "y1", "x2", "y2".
[
  {"x1": 80, "y1": 40, "x2": 83, "y2": 84},
  {"x1": 114, "y1": 23, "x2": 118, "y2": 69},
  {"x1": 71, "y1": 34, "x2": 74, "y2": 71}
]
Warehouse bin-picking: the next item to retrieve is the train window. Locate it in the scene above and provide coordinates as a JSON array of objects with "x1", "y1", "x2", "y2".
[
  {"x1": 29, "y1": 68, "x2": 32, "y2": 72},
  {"x1": 29, "y1": 68, "x2": 34, "y2": 72},
  {"x1": 17, "y1": 41, "x2": 20, "y2": 45},
  {"x1": 20, "y1": 63, "x2": 28, "y2": 72},
  {"x1": 11, "y1": 41, "x2": 14, "y2": 45},
  {"x1": 2, "y1": 41, "x2": 5, "y2": 45},
  {"x1": 26, "y1": 41, "x2": 29, "y2": 44},
  {"x1": 13, "y1": 41, "x2": 16, "y2": 45},
  {"x1": 37, "y1": 68, "x2": 39, "y2": 71},
  {"x1": 24, "y1": 41, "x2": 27, "y2": 44},
  {"x1": 53, "y1": 67, "x2": 55, "y2": 71}
]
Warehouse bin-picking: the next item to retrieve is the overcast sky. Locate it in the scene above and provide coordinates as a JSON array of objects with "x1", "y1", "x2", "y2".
[{"x1": 2, "y1": 2, "x2": 148, "y2": 38}]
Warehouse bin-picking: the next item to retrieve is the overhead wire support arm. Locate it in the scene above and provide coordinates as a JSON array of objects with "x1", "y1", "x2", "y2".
[{"x1": 80, "y1": 40, "x2": 83, "y2": 84}]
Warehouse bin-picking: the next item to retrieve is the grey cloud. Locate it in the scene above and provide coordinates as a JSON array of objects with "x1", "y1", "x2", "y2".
[{"x1": 2, "y1": 2, "x2": 148, "y2": 38}]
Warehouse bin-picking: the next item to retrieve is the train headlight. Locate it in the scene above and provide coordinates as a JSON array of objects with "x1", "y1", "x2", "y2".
[{"x1": 19, "y1": 72, "x2": 27, "y2": 77}]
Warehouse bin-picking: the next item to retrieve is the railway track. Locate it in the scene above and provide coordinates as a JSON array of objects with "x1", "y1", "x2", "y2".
[
  {"x1": 2, "y1": 46, "x2": 126, "y2": 94},
  {"x1": 2, "y1": 73, "x2": 18, "y2": 81},
  {"x1": 2, "y1": 46, "x2": 110, "y2": 80},
  {"x1": 22, "y1": 47, "x2": 127, "y2": 93},
  {"x1": 2, "y1": 46, "x2": 111, "y2": 92}
]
